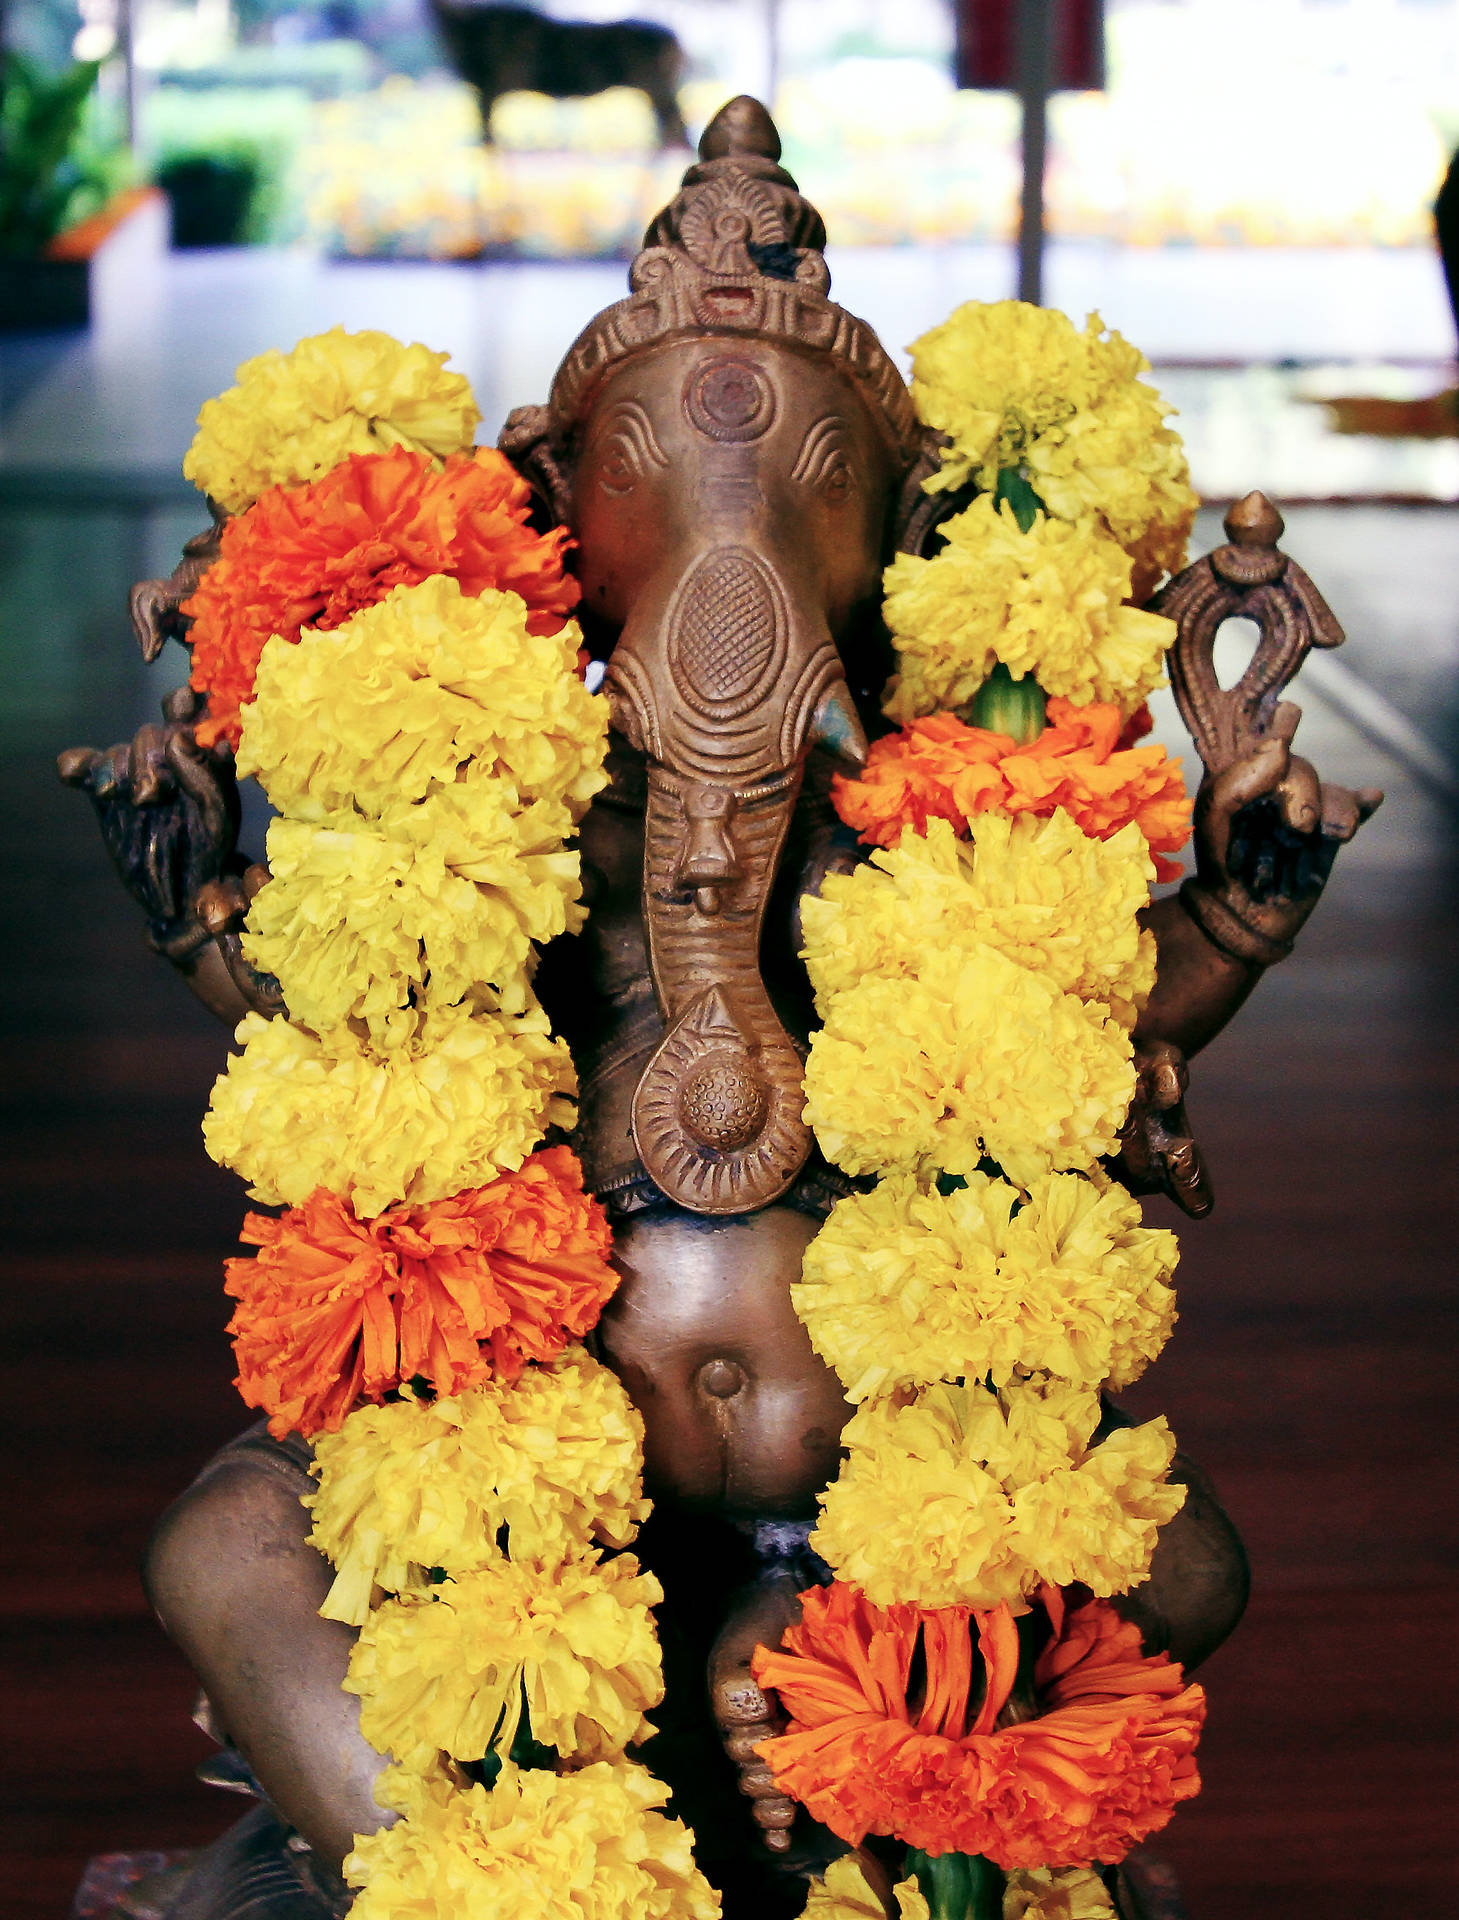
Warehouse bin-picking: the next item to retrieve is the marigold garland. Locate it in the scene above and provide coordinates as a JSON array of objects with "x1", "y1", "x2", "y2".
[
  {"x1": 306, "y1": 1350, "x2": 649, "y2": 1625},
  {"x1": 792, "y1": 1170, "x2": 1177, "y2": 1404},
  {"x1": 237, "y1": 575, "x2": 608, "y2": 824},
  {"x1": 184, "y1": 446, "x2": 579, "y2": 750},
  {"x1": 183, "y1": 327, "x2": 481, "y2": 515},
  {"x1": 881, "y1": 497, "x2": 1177, "y2": 723},
  {"x1": 907, "y1": 301, "x2": 1197, "y2": 599},
  {"x1": 242, "y1": 794, "x2": 583, "y2": 1043},
  {"x1": 177, "y1": 328, "x2": 710, "y2": 1916},
  {"x1": 203, "y1": 1002, "x2": 577, "y2": 1218},
  {"x1": 832, "y1": 703, "x2": 1191, "y2": 882},
  {"x1": 346, "y1": 1552, "x2": 665, "y2": 1770},
  {"x1": 224, "y1": 1146, "x2": 616, "y2": 1440},
  {"x1": 810, "y1": 1379, "x2": 1183, "y2": 1611},
  {"x1": 343, "y1": 1761, "x2": 722, "y2": 1920},
  {"x1": 802, "y1": 1856, "x2": 930, "y2": 1920},
  {"x1": 802, "y1": 814, "x2": 1156, "y2": 1031},
  {"x1": 1002, "y1": 1870, "x2": 1116, "y2": 1920},
  {"x1": 171, "y1": 306, "x2": 1213, "y2": 1908},
  {"x1": 802, "y1": 948, "x2": 1135, "y2": 1190},
  {"x1": 752, "y1": 1584, "x2": 1204, "y2": 1868}
]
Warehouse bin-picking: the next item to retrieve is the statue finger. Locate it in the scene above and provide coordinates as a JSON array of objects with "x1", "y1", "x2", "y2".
[
  {"x1": 712, "y1": 1672, "x2": 776, "y2": 1730},
  {"x1": 1355, "y1": 786, "x2": 1385, "y2": 823},
  {"x1": 1141, "y1": 1044, "x2": 1188, "y2": 1111},
  {"x1": 196, "y1": 877, "x2": 250, "y2": 937},
  {"x1": 1318, "y1": 784, "x2": 1362, "y2": 843},
  {"x1": 1275, "y1": 753, "x2": 1322, "y2": 836},
  {"x1": 749, "y1": 1796, "x2": 797, "y2": 1848},
  {"x1": 88, "y1": 741, "x2": 132, "y2": 801},
  {"x1": 1162, "y1": 1133, "x2": 1214, "y2": 1219},
  {"x1": 129, "y1": 724, "x2": 175, "y2": 805},
  {"x1": 1269, "y1": 699, "x2": 1302, "y2": 745},
  {"x1": 723, "y1": 1727, "x2": 774, "y2": 1766},
  {"x1": 167, "y1": 727, "x2": 232, "y2": 850},
  {"x1": 1202, "y1": 736, "x2": 1289, "y2": 839},
  {"x1": 736, "y1": 1764, "x2": 787, "y2": 1801},
  {"x1": 57, "y1": 745, "x2": 100, "y2": 789}
]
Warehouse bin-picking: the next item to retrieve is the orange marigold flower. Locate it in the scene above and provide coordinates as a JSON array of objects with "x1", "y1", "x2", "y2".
[
  {"x1": 224, "y1": 1145, "x2": 616, "y2": 1440},
  {"x1": 183, "y1": 445, "x2": 579, "y2": 749},
  {"x1": 752, "y1": 1582, "x2": 1204, "y2": 1869},
  {"x1": 832, "y1": 702, "x2": 1191, "y2": 882}
]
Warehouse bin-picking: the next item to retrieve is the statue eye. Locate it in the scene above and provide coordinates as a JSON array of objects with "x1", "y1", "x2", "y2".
[
  {"x1": 821, "y1": 455, "x2": 853, "y2": 503},
  {"x1": 792, "y1": 417, "x2": 855, "y2": 502},
  {"x1": 599, "y1": 439, "x2": 637, "y2": 495},
  {"x1": 591, "y1": 401, "x2": 668, "y2": 497}
]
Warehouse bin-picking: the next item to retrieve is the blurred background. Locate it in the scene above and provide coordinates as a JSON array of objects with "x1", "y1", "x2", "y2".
[{"x1": 2, "y1": 2, "x2": 1457, "y2": 1917}]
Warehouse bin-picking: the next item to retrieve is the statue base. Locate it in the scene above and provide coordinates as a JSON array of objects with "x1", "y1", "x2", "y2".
[{"x1": 76, "y1": 1820, "x2": 1190, "y2": 1920}]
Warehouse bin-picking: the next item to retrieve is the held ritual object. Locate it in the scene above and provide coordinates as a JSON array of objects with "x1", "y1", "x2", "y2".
[{"x1": 62, "y1": 99, "x2": 1380, "y2": 1920}]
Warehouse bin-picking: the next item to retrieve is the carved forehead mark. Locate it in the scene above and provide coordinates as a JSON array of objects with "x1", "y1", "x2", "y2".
[{"x1": 684, "y1": 355, "x2": 777, "y2": 443}]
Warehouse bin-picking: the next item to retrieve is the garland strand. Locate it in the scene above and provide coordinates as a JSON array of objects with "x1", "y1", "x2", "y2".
[
  {"x1": 182, "y1": 329, "x2": 718, "y2": 1920},
  {"x1": 759, "y1": 301, "x2": 1207, "y2": 1920}
]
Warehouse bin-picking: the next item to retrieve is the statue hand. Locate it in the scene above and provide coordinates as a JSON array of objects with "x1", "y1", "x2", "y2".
[
  {"x1": 708, "y1": 1570, "x2": 803, "y2": 1853},
  {"x1": 1114, "y1": 1040, "x2": 1213, "y2": 1218},
  {"x1": 1185, "y1": 702, "x2": 1382, "y2": 965},
  {"x1": 58, "y1": 686, "x2": 243, "y2": 963}
]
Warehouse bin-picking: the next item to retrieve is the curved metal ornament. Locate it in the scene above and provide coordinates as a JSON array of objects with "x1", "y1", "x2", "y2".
[
  {"x1": 1150, "y1": 490, "x2": 1345, "y2": 776},
  {"x1": 632, "y1": 763, "x2": 812, "y2": 1213}
]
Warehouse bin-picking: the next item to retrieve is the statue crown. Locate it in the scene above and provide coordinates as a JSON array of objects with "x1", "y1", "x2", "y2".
[{"x1": 544, "y1": 97, "x2": 922, "y2": 464}]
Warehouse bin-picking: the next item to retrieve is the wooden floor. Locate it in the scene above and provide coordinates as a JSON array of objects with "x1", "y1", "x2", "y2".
[{"x1": 1, "y1": 499, "x2": 1456, "y2": 1919}]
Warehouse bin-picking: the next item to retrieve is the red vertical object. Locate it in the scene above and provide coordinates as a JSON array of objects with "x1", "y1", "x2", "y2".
[{"x1": 954, "y1": 0, "x2": 1105, "y2": 91}]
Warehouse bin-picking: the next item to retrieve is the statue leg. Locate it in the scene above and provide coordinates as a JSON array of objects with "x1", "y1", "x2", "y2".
[{"x1": 143, "y1": 1427, "x2": 390, "y2": 1880}]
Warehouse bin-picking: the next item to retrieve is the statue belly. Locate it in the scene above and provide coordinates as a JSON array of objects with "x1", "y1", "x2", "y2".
[{"x1": 594, "y1": 1205, "x2": 849, "y2": 1516}]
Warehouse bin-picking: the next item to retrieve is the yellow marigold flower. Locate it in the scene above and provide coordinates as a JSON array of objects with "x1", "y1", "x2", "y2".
[
  {"x1": 802, "y1": 947, "x2": 1134, "y2": 1189},
  {"x1": 203, "y1": 1003, "x2": 576, "y2": 1218},
  {"x1": 345, "y1": 1760, "x2": 721, "y2": 1920},
  {"x1": 183, "y1": 327, "x2": 480, "y2": 514},
  {"x1": 794, "y1": 1170, "x2": 1177, "y2": 1402},
  {"x1": 1003, "y1": 1867, "x2": 1116, "y2": 1920},
  {"x1": 241, "y1": 788, "x2": 583, "y2": 1046},
  {"x1": 907, "y1": 300, "x2": 1196, "y2": 598},
  {"x1": 802, "y1": 814, "x2": 1155, "y2": 1030},
  {"x1": 810, "y1": 1377, "x2": 1184, "y2": 1611},
  {"x1": 346, "y1": 1552, "x2": 664, "y2": 1768},
  {"x1": 881, "y1": 498, "x2": 1176, "y2": 721},
  {"x1": 307, "y1": 1352, "x2": 650, "y2": 1625},
  {"x1": 804, "y1": 1856, "x2": 930, "y2": 1920},
  {"x1": 237, "y1": 575, "x2": 608, "y2": 823}
]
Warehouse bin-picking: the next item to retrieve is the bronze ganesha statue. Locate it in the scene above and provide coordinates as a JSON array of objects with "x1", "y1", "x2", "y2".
[{"x1": 61, "y1": 97, "x2": 1379, "y2": 1920}]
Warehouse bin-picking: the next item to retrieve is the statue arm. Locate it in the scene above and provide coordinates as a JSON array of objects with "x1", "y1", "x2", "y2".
[
  {"x1": 58, "y1": 687, "x2": 283, "y2": 1027},
  {"x1": 1119, "y1": 712, "x2": 1381, "y2": 1216}
]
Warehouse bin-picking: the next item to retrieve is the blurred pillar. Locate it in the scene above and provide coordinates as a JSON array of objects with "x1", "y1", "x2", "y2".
[
  {"x1": 953, "y1": 0, "x2": 1105, "y2": 306},
  {"x1": 1015, "y1": 0, "x2": 1050, "y2": 304},
  {"x1": 108, "y1": 0, "x2": 138, "y2": 149}
]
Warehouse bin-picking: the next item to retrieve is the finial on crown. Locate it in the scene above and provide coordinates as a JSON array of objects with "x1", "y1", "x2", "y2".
[{"x1": 698, "y1": 95, "x2": 782, "y2": 163}]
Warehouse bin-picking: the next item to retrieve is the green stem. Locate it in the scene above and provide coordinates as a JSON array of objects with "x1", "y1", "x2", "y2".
[
  {"x1": 966, "y1": 662, "x2": 1047, "y2": 745},
  {"x1": 993, "y1": 465, "x2": 1043, "y2": 534},
  {"x1": 906, "y1": 1849, "x2": 1006, "y2": 1920}
]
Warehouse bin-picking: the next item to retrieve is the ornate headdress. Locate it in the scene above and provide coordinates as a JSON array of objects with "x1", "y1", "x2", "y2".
[{"x1": 502, "y1": 97, "x2": 923, "y2": 494}]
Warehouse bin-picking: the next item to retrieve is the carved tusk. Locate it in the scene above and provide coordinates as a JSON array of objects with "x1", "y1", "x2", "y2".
[{"x1": 807, "y1": 678, "x2": 868, "y2": 770}]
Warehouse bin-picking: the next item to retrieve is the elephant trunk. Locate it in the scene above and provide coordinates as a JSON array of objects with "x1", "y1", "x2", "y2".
[{"x1": 604, "y1": 540, "x2": 866, "y2": 1214}]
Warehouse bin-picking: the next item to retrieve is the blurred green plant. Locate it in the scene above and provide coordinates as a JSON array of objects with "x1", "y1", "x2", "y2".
[
  {"x1": 0, "y1": 53, "x2": 123, "y2": 257},
  {"x1": 143, "y1": 84, "x2": 314, "y2": 243}
]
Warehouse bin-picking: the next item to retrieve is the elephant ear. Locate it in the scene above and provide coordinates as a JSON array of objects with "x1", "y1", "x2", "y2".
[
  {"x1": 498, "y1": 403, "x2": 575, "y2": 531},
  {"x1": 889, "y1": 422, "x2": 977, "y2": 560}
]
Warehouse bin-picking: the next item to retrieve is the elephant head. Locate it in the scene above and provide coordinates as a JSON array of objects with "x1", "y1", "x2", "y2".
[{"x1": 504, "y1": 98, "x2": 927, "y2": 1215}]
